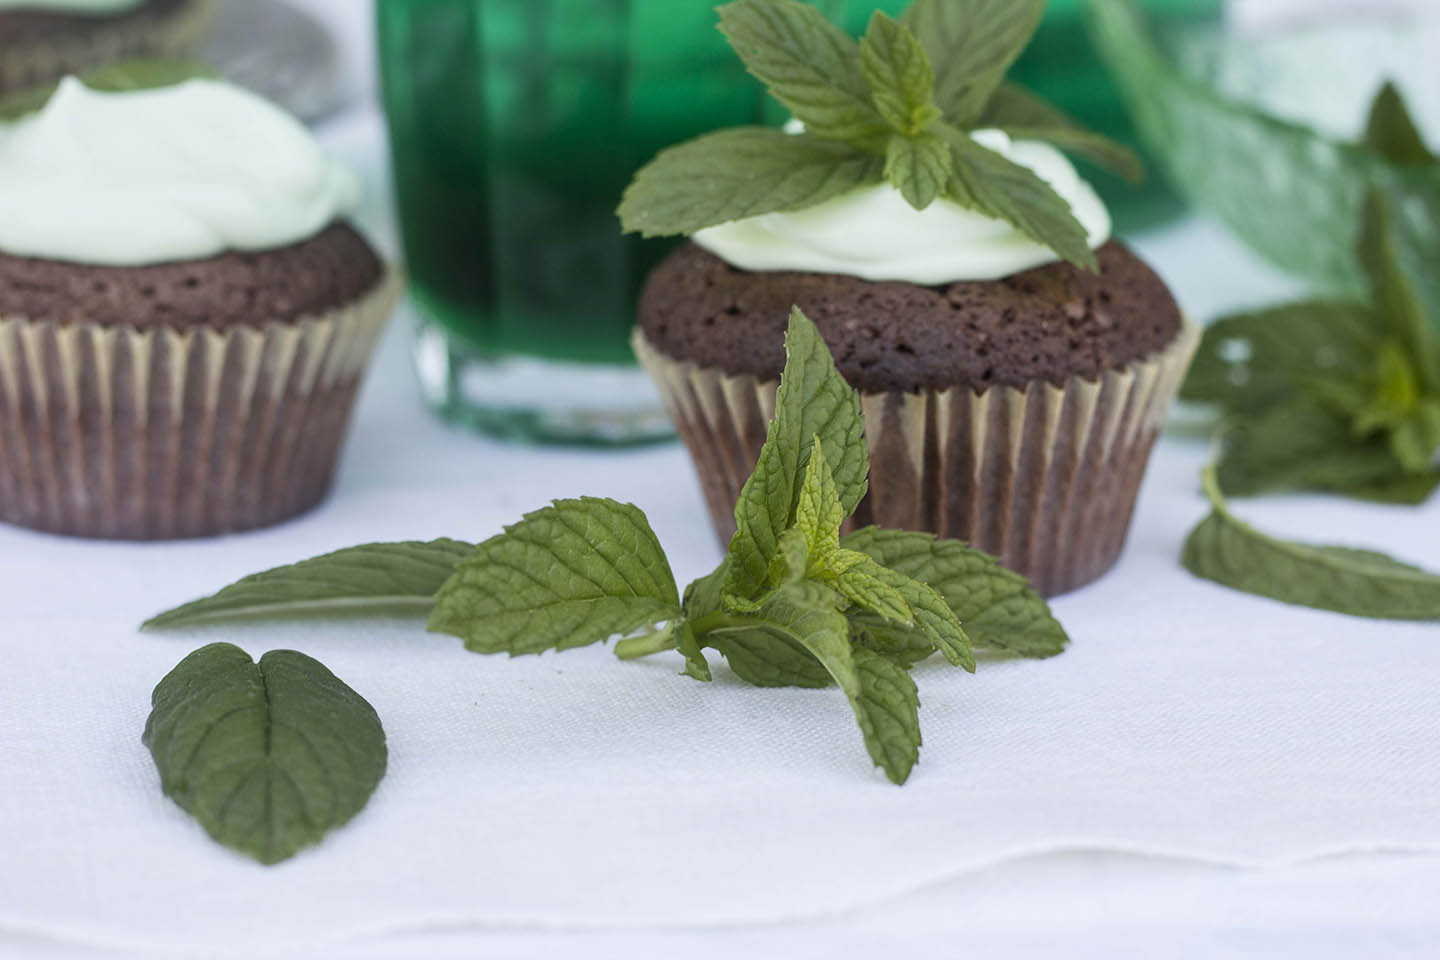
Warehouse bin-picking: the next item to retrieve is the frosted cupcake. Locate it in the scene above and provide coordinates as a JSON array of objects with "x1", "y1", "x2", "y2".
[
  {"x1": 0, "y1": 0, "x2": 214, "y2": 96},
  {"x1": 0, "y1": 76, "x2": 399, "y2": 538},
  {"x1": 623, "y1": 0, "x2": 1197, "y2": 595}
]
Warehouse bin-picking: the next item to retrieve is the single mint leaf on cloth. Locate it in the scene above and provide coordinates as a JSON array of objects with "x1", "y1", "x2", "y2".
[
  {"x1": 859, "y1": 11, "x2": 941, "y2": 136},
  {"x1": 1362, "y1": 81, "x2": 1437, "y2": 167},
  {"x1": 0, "y1": 60, "x2": 217, "y2": 121},
  {"x1": 1181, "y1": 301, "x2": 1381, "y2": 415},
  {"x1": 979, "y1": 82, "x2": 1144, "y2": 182},
  {"x1": 429, "y1": 497, "x2": 682, "y2": 654},
  {"x1": 901, "y1": 0, "x2": 1047, "y2": 125},
  {"x1": 1182, "y1": 465, "x2": 1440, "y2": 620},
  {"x1": 617, "y1": 127, "x2": 884, "y2": 238},
  {"x1": 726, "y1": 307, "x2": 866, "y2": 600},
  {"x1": 841, "y1": 526, "x2": 1068, "y2": 658},
  {"x1": 885, "y1": 131, "x2": 951, "y2": 209},
  {"x1": 142, "y1": 643, "x2": 386, "y2": 865},
  {"x1": 1358, "y1": 191, "x2": 1440, "y2": 394},
  {"x1": 143, "y1": 539, "x2": 474, "y2": 629},
  {"x1": 716, "y1": 0, "x2": 888, "y2": 149},
  {"x1": 759, "y1": 583, "x2": 922, "y2": 784},
  {"x1": 941, "y1": 125, "x2": 1097, "y2": 271}
]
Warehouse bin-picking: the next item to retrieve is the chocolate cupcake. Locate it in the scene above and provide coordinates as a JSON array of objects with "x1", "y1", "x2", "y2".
[
  {"x1": 0, "y1": 76, "x2": 399, "y2": 539},
  {"x1": 622, "y1": 0, "x2": 1198, "y2": 595},
  {"x1": 0, "y1": 0, "x2": 214, "y2": 96}
]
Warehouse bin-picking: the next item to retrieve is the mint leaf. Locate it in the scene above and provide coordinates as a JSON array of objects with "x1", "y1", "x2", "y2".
[
  {"x1": 863, "y1": 563, "x2": 974, "y2": 672},
  {"x1": 1345, "y1": 470, "x2": 1440, "y2": 506},
  {"x1": 726, "y1": 308, "x2": 867, "y2": 600},
  {"x1": 841, "y1": 526, "x2": 1068, "y2": 658},
  {"x1": 617, "y1": 127, "x2": 884, "y2": 238},
  {"x1": 142, "y1": 539, "x2": 473, "y2": 629},
  {"x1": 142, "y1": 643, "x2": 386, "y2": 865},
  {"x1": 902, "y1": 0, "x2": 1046, "y2": 125},
  {"x1": 1358, "y1": 191, "x2": 1440, "y2": 394},
  {"x1": 980, "y1": 82, "x2": 1144, "y2": 182},
  {"x1": 674, "y1": 622, "x2": 714, "y2": 682},
  {"x1": 885, "y1": 131, "x2": 951, "y2": 209},
  {"x1": 1362, "y1": 81, "x2": 1437, "y2": 167},
  {"x1": 429, "y1": 498, "x2": 682, "y2": 654},
  {"x1": 1182, "y1": 466, "x2": 1440, "y2": 620},
  {"x1": 759, "y1": 583, "x2": 921, "y2": 784},
  {"x1": 1217, "y1": 402, "x2": 1406, "y2": 499},
  {"x1": 859, "y1": 11, "x2": 941, "y2": 136},
  {"x1": 716, "y1": 0, "x2": 888, "y2": 149},
  {"x1": 942, "y1": 125, "x2": 1097, "y2": 271},
  {"x1": 850, "y1": 618, "x2": 937, "y2": 668},
  {"x1": 1182, "y1": 301, "x2": 1381, "y2": 415},
  {"x1": 705, "y1": 626, "x2": 833, "y2": 688},
  {"x1": 0, "y1": 60, "x2": 217, "y2": 122}
]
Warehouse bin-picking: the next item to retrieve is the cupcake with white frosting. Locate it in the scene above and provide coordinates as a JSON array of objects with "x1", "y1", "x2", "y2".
[
  {"x1": 622, "y1": 0, "x2": 1198, "y2": 595},
  {"x1": 0, "y1": 76, "x2": 399, "y2": 538},
  {"x1": 0, "y1": 0, "x2": 213, "y2": 97}
]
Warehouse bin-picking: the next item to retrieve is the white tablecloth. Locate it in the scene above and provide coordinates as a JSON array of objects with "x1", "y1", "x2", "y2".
[{"x1": 4, "y1": 7, "x2": 1440, "y2": 957}]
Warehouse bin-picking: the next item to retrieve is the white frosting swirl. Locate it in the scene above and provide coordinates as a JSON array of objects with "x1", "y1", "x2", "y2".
[
  {"x1": 693, "y1": 129, "x2": 1110, "y2": 284},
  {"x1": 0, "y1": 77, "x2": 361, "y2": 266},
  {"x1": 0, "y1": 0, "x2": 144, "y2": 13}
]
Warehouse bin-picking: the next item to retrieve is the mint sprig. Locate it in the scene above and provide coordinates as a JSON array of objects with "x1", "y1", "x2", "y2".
[
  {"x1": 1182, "y1": 183, "x2": 1440, "y2": 504},
  {"x1": 619, "y1": 0, "x2": 1140, "y2": 271},
  {"x1": 149, "y1": 307, "x2": 1069, "y2": 786}
]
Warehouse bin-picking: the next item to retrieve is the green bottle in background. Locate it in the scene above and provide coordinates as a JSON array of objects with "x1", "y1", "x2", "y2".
[{"x1": 376, "y1": 0, "x2": 1219, "y2": 446}]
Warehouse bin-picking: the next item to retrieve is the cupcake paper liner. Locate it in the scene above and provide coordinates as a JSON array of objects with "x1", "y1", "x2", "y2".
[
  {"x1": 1, "y1": 0, "x2": 215, "y2": 96},
  {"x1": 635, "y1": 320, "x2": 1200, "y2": 597},
  {"x1": 0, "y1": 267, "x2": 400, "y2": 539}
]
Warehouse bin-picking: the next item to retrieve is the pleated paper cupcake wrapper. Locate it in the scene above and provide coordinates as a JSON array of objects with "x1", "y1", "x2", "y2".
[
  {"x1": 0, "y1": 268, "x2": 400, "y2": 540},
  {"x1": 635, "y1": 320, "x2": 1200, "y2": 597},
  {"x1": 1, "y1": 0, "x2": 215, "y2": 96}
]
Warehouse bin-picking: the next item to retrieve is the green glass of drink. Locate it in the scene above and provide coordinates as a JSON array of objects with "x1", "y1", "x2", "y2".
[{"x1": 376, "y1": 0, "x2": 859, "y2": 444}]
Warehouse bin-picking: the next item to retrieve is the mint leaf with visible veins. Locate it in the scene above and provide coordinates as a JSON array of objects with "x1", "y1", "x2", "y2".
[
  {"x1": 980, "y1": 82, "x2": 1144, "y2": 181},
  {"x1": 618, "y1": 127, "x2": 885, "y2": 238},
  {"x1": 860, "y1": 11, "x2": 941, "y2": 136},
  {"x1": 429, "y1": 498, "x2": 682, "y2": 655},
  {"x1": 143, "y1": 643, "x2": 386, "y2": 864},
  {"x1": 902, "y1": 0, "x2": 1047, "y2": 125},
  {"x1": 716, "y1": 0, "x2": 888, "y2": 149},
  {"x1": 1182, "y1": 464, "x2": 1440, "y2": 620}
]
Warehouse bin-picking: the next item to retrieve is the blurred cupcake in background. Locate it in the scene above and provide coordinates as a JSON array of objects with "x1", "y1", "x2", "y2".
[
  {"x1": 0, "y1": 74, "x2": 399, "y2": 539},
  {"x1": 0, "y1": 0, "x2": 214, "y2": 96}
]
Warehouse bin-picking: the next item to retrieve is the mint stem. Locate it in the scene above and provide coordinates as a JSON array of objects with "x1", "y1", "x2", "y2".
[{"x1": 614, "y1": 628, "x2": 677, "y2": 660}]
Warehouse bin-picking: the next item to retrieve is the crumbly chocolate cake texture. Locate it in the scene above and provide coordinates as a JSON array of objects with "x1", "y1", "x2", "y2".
[
  {"x1": 637, "y1": 240, "x2": 1182, "y2": 393},
  {"x1": 0, "y1": 223, "x2": 385, "y2": 330}
]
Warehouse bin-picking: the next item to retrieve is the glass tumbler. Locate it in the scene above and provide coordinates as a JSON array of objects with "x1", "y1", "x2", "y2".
[{"x1": 378, "y1": 0, "x2": 868, "y2": 445}]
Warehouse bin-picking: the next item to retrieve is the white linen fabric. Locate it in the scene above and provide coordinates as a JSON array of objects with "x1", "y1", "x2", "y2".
[{"x1": 1, "y1": 304, "x2": 1438, "y2": 956}]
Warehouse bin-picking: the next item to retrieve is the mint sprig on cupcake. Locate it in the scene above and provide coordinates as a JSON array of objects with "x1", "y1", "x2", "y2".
[{"x1": 618, "y1": 0, "x2": 1140, "y2": 271}]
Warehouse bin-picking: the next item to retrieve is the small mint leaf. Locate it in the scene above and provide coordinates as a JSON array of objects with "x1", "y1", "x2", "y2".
[
  {"x1": 1358, "y1": 191, "x2": 1440, "y2": 394},
  {"x1": 756, "y1": 583, "x2": 921, "y2": 784},
  {"x1": 1362, "y1": 81, "x2": 1437, "y2": 167},
  {"x1": 1181, "y1": 301, "x2": 1381, "y2": 415},
  {"x1": 0, "y1": 60, "x2": 217, "y2": 122},
  {"x1": 841, "y1": 526, "x2": 1067, "y2": 659},
  {"x1": 618, "y1": 127, "x2": 884, "y2": 238},
  {"x1": 1183, "y1": 465, "x2": 1440, "y2": 620},
  {"x1": 674, "y1": 623, "x2": 713, "y2": 682},
  {"x1": 705, "y1": 625, "x2": 833, "y2": 689},
  {"x1": 429, "y1": 498, "x2": 682, "y2": 654},
  {"x1": 980, "y1": 82, "x2": 1144, "y2": 182},
  {"x1": 142, "y1": 539, "x2": 474, "y2": 629},
  {"x1": 859, "y1": 11, "x2": 941, "y2": 136},
  {"x1": 831, "y1": 553, "x2": 914, "y2": 624},
  {"x1": 726, "y1": 308, "x2": 867, "y2": 600},
  {"x1": 885, "y1": 131, "x2": 951, "y2": 209},
  {"x1": 902, "y1": 0, "x2": 1046, "y2": 125},
  {"x1": 850, "y1": 618, "x2": 938, "y2": 669},
  {"x1": 716, "y1": 0, "x2": 888, "y2": 149},
  {"x1": 143, "y1": 644, "x2": 386, "y2": 865},
  {"x1": 941, "y1": 125, "x2": 1097, "y2": 271}
]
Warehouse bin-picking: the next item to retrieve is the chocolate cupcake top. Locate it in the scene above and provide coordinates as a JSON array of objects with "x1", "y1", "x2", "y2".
[{"x1": 638, "y1": 240, "x2": 1182, "y2": 394}]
